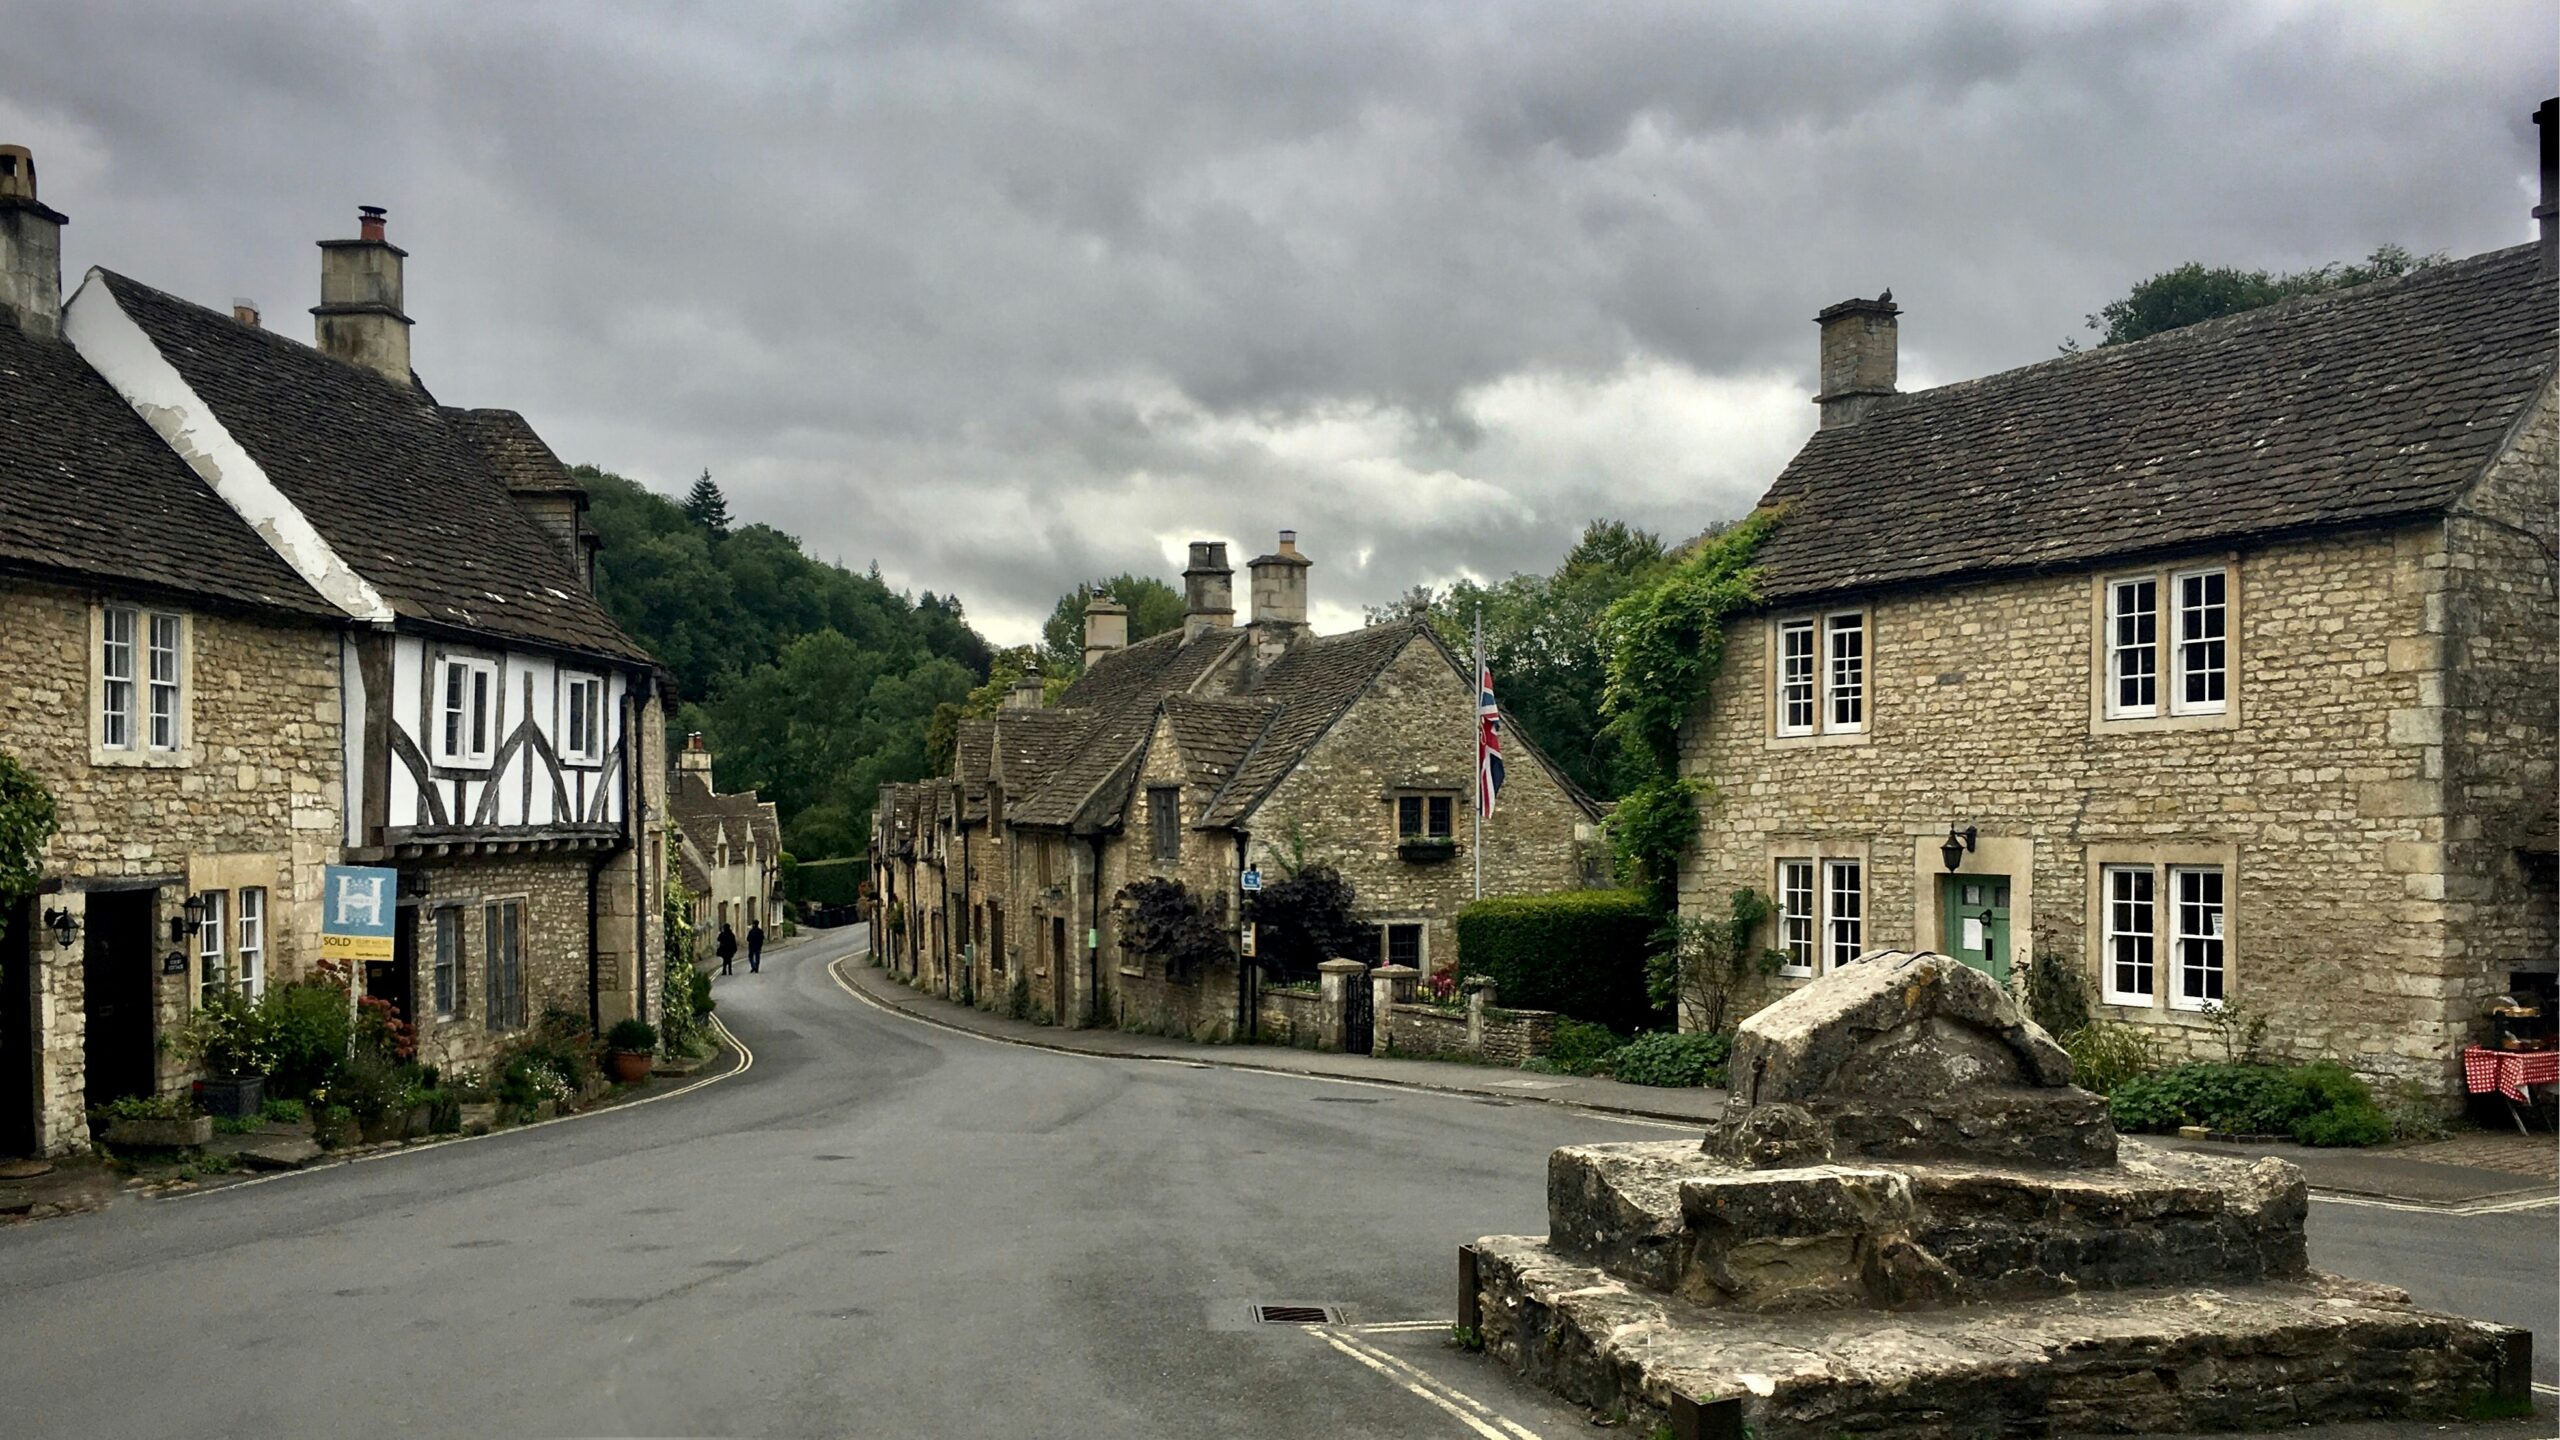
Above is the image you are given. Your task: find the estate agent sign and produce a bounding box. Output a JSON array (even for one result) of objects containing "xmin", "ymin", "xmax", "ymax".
[{"xmin": 320, "ymin": 865, "xmax": 399, "ymax": 963}]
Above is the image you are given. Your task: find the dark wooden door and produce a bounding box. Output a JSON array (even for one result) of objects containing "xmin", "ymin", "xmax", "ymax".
[
  {"xmin": 1, "ymin": 900, "xmax": 34, "ymax": 1155},
  {"xmin": 81, "ymin": 890, "xmax": 158, "ymax": 1109}
]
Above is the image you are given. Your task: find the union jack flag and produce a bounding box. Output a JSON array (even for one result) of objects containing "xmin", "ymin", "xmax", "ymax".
[{"xmin": 1478, "ymin": 664, "xmax": 1505, "ymax": 820}]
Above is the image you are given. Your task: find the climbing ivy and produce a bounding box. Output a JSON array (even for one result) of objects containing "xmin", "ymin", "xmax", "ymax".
[
  {"xmin": 0, "ymin": 751, "xmax": 56, "ymax": 902},
  {"xmin": 1596, "ymin": 511, "xmax": 1776, "ymax": 912}
]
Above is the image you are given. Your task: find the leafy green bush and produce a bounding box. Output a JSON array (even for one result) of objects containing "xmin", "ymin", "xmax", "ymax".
[
  {"xmin": 1455, "ymin": 890, "xmax": 1662, "ymax": 1033},
  {"xmin": 2016, "ymin": 952, "xmax": 2092, "ymax": 1040},
  {"xmin": 262, "ymin": 969, "xmax": 356, "ymax": 1098},
  {"xmin": 2108, "ymin": 1060, "xmax": 2390, "ymax": 1146},
  {"xmin": 1536, "ymin": 1019, "xmax": 1626, "ymax": 1077},
  {"xmin": 606, "ymin": 1018, "xmax": 658, "ymax": 1053},
  {"xmin": 2062, "ymin": 1021, "xmax": 2162, "ymax": 1095},
  {"xmin": 1607, "ymin": 1031, "xmax": 1731, "ymax": 1088},
  {"xmin": 94, "ymin": 1093, "xmax": 194, "ymax": 1122},
  {"xmin": 258, "ymin": 1097, "xmax": 306, "ymax": 1125}
]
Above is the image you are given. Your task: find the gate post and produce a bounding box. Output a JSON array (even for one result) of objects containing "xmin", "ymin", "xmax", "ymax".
[{"xmin": 1316, "ymin": 958, "xmax": 1367, "ymax": 1054}]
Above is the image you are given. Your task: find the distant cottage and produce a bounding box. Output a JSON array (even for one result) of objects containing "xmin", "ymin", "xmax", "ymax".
[
  {"xmin": 1677, "ymin": 111, "xmax": 2558, "ymax": 1093},
  {"xmin": 872, "ymin": 533, "xmax": 1603, "ymax": 1036},
  {"xmin": 669, "ymin": 732, "xmax": 782, "ymax": 953}
]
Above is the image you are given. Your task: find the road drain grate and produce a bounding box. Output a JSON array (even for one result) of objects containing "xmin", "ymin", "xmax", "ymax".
[{"xmin": 1250, "ymin": 1303, "xmax": 1344, "ymax": 1325}]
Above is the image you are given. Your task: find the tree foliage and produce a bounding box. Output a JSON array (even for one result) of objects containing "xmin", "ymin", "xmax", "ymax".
[
  {"xmin": 1376, "ymin": 520, "xmax": 1678, "ymax": 799},
  {"xmin": 2074, "ymin": 245, "xmax": 2443, "ymax": 349},
  {"xmin": 1250, "ymin": 863, "xmax": 1367, "ymax": 979},
  {"xmin": 1647, "ymin": 888, "xmax": 1783, "ymax": 1035},
  {"xmin": 681, "ymin": 469, "xmax": 732, "ymax": 535},
  {"xmin": 0, "ymin": 751, "xmax": 56, "ymax": 900},
  {"xmin": 1114, "ymin": 877, "xmax": 1230, "ymax": 978},
  {"xmin": 1040, "ymin": 574, "xmax": 1187, "ymax": 678},
  {"xmin": 925, "ymin": 645, "xmax": 1076, "ymax": 773},
  {"xmin": 582, "ymin": 465, "xmax": 993, "ymax": 859}
]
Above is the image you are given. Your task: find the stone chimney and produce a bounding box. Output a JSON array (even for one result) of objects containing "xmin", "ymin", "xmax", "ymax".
[
  {"xmin": 2535, "ymin": 97, "xmax": 2556, "ymax": 276},
  {"xmin": 1182, "ymin": 541, "xmax": 1234, "ymax": 640},
  {"xmin": 313, "ymin": 205, "xmax": 413, "ymax": 385},
  {"xmin": 678, "ymin": 731, "xmax": 714, "ymax": 775},
  {"xmin": 232, "ymin": 298, "xmax": 262, "ymax": 329},
  {"xmin": 0, "ymin": 144, "xmax": 66, "ymax": 340},
  {"xmin": 1813, "ymin": 294, "xmax": 1899, "ymax": 430},
  {"xmin": 1082, "ymin": 592, "xmax": 1129, "ymax": 670},
  {"xmin": 1005, "ymin": 660, "xmax": 1046, "ymax": 710},
  {"xmin": 1247, "ymin": 529, "xmax": 1312, "ymax": 668}
]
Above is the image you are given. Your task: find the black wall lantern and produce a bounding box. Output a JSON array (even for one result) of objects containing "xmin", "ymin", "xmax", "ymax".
[
  {"xmin": 41, "ymin": 906, "xmax": 79, "ymax": 950},
  {"xmin": 170, "ymin": 893, "xmax": 206, "ymax": 944},
  {"xmin": 1939, "ymin": 825, "xmax": 1978, "ymax": 873}
]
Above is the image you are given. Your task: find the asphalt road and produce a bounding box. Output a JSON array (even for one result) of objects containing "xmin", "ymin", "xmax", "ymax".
[{"xmin": 0, "ymin": 925, "xmax": 2549, "ymax": 1438}]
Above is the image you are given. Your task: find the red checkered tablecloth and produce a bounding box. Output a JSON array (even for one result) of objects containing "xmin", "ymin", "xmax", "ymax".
[{"xmin": 2462, "ymin": 1045, "xmax": 2559, "ymax": 1103}]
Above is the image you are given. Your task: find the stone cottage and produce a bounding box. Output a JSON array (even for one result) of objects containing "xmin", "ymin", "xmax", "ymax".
[
  {"xmin": 887, "ymin": 533, "xmax": 1603, "ymax": 1037},
  {"xmin": 1675, "ymin": 126, "xmax": 2557, "ymax": 1092},
  {"xmin": 669, "ymin": 732, "xmax": 782, "ymax": 955},
  {"xmin": 0, "ymin": 156, "xmax": 671, "ymax": 1146},
  {"xmin": 0, "ymin": 148, "xmax": 351, "ymax": 1156}
]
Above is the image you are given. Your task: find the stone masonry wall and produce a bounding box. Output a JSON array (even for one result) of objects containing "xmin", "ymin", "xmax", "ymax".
[
  {"xmin": 1249, "ymin": 636, "xmax": 1595, "ymax": 976},
  {"xmin": 407, "ymin": 851, "xmax": 596, "ymax": 1078},
  {"xmin": 1096, "ymin": 711, "xmax": 1247, "ymax": 1040},
  {"xmin": 2441, "ymin": 383, "xmax": 2558, "ymax": 1025},
  {"xmin": 1479, "ymin": 1008, "xmax": 1560, "ymax": 1066},
  {"xmin": 0, "ymin": 578, "xmax": 342, "ymax": 1153},
  {"xmin": 1383, "ymin": 1003, "xmax": 1470, "ymax": 1057},
  {"xmin": 1679, "ymin": 523, "xmax": 2478, "ymax": 1088}
]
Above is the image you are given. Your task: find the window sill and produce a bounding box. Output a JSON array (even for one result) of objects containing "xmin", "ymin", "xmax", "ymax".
[
  {"xmin": 89, "ymin": 746, "xmax": 198, "ymax": 769},
  {"xmin": 2091, "ymin": 707, "xmax": 2238, "ymax": 736},
  {"xmin": 1765, "ymin": 729, "xmax": 1869, "ymax": 750},
  {"xmin": 1397, "ymin": 840, "xmax": 1459, "ymax": 864}
]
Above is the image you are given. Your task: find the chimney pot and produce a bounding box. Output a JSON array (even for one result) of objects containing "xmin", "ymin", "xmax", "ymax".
[
  {"xmin": 1005, "ymin": 660, "xmax": 1047, "ymax": 709},
  {"xmin": 1812, "ymin": 294, "xmax": 1899, "ymax": 430},
  {"xmin": 358, "ymin": 205, "xmax": 387, "ymax": 242},
  {"xmin": 1182, "ymin": 540, "xmax": 1235, "ymax": 639},
  {"xmin": 677, "ymin": 731, "xmax": 714, "ymax": 774},
  {"xmin": 232, "ymin": 298, "xmax": 261, "ymax": 329}
]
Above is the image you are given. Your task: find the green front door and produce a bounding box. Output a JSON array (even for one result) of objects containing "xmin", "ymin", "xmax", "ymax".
[{"xmin": 1939, "ymin": 874, "xmax": 2012, "ymax": 984}]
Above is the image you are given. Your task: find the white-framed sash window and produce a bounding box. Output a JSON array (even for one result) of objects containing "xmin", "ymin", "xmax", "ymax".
[
  {"xmin": 2171, "ymin": 568, "xmax": 2228, "ymax": 715},
  {"xmin": 2105, "ymin": 578, "xmax": 2159, "ymax": 718},
  {"xmin": 1824, "ymin": 859, "xmax": 1863, "ymax": 969},
  {"xmin": 98, "ymin": 605, "xmax": 189, "ymax": 756},
  {"xmin": 234, "ymin": 887, "xmax": 265, "ymax": 1000},
  {"xmin": 435, "ymin": 656, "xmax": 500, "ymax": 768},
  {"xmin": 1824, "ymin": 613, "xmax": 1865, "ymax": 731},
  {"xmin": 2100, "ymin": 864, "xmax": 2155, "ymax": 1004},
  {"xmin": 1775, "ymin": 858, "xmax": 1817, "ymax": 976},
  {"xmin": 2170, "ymin": 865, "xmax": 2226, "ymax": 1010},
  {"xmin": 560, "ymin": 672, "xmax": 605, "ymax": 766},
  {"xmin": 100, "ymin": 607, "xmax": 136, "ymax": 750},
  {"xmin": 1776, "ymin": 621, "xmax": 1817, "ymax": 736},
  {"xmin": 196, "ymin": 890, "xmax": 229, "ymax": 1007}
]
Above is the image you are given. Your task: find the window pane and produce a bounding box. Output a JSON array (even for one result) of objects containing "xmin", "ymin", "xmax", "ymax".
[
  {"xmin": 2175, "ymin": 570, "xmax": 2227, "ymax": 712},
  {"xmin": 1150, "ymin": 788, "xmax": 1180, "ymax": 860},
  {"xmin": 484, "ymin": 905, "xmax": 504, "ymax": 1033},
  {"xmin": 471, "ymin": 669, "xmax": 492, "ymax": 755},
  {"xmin": 1427, "ymin": 796, "xmax": 1452, "ymax": 838},
  {"xmin": 434, "ymin": 908, "xmax": 459, "ymax": 1018},
  {"xmin": 1777, "ymin": 859, "xmax": 1816, "ymax": 974},
  {"xmin": 236, "ymin": 887, "xmax": 264, "ymax": 997},
  {"xmin": 504, "ymin": 904, "xmax": 524, "ymax": 1028},
  {"xmin": 2103, "ymin": 866, "xmax": 2154, "ymax": 1001},
  {"xmin": 197, "ymin": 891, "xmax": 227, "ymax": 1006},
  {"xmin": 2174, "ymin": 867, "xmax": 2225, "ymax": 1004},
  {"xmin": 1825, "ymin": 860, "xmax": 1863, "ymax": 968},
  {"xmin": 101, "ymin": 608, "xmax": 135, "ymax": 749},
  {"xmin": 1387, "ymin": 924, "xmax": 1422, "ymax": 969},
  {"xmin": 1778, "ymin": 621, "xmax": 1816, "ymax": 733},
  {"xmin": 1825, "ymin": 614, "xmax": 1864, "ymax": 729},
  {"xmin": 443, "ymin": 664, "xmax": 465, "ymax": 759},
  {"xmin": 1397, "ymin": 795, "xmax": 1422, "ymax": 838},
  {"xmin": 2109, "ymin": 580, "xmax": 2157, "ymax": 715}
]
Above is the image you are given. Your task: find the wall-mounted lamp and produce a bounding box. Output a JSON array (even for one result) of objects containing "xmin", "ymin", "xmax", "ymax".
[
  {"xmin": 1939, "ymin": 825, "xmax": 1978, "ymax": 873},
  {"xmin": 170, "ymin": 893, "xmax": 206, "ymax": 944},
  {"xmin": 41, "ymin": 907, "xmax": 79, "ymax": 950}
]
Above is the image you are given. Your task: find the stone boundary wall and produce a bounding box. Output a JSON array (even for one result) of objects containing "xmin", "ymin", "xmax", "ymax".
[
  {"xmin": 1385, "ymin": 1003, "xmax": 1471, "ymax": 1057},
  {"xmin": 1479, "ymin": 1008, "xmax": 1559, "ymax": 1066},
  {"xmin": 1379, "ymin": 999, "xmax": 1560, "ymax": 1064},
  {"xmin": 1257, "ymin": 986, "xmax": 1328, "ymax": 1048}
]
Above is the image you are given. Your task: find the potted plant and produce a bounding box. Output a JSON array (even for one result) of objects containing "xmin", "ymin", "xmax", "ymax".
[
  {"xmin": 606, "ymin": 1018, "xmax": 658, "ymax": 1083},
  {"xmin": 171, "ymin": 986, "xmax": 271, "ymax": 1119},
  {"xmin": 94, "ymin": 1093, "xmax": 212, "ymax": 1149}
]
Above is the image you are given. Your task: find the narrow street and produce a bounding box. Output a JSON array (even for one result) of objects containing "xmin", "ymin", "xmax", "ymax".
[{"xmin": 0, "ymin": 926, "xmax": 2549, "ymax": 1438}]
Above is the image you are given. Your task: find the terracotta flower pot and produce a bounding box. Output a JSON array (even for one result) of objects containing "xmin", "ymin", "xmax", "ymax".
[{"xmin": 610, "ymin": 1050, "xmax": 653, "ymax": 1084}]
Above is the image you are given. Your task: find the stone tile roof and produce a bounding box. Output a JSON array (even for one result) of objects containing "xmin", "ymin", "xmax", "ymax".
[
  {"xmin": 952, "ymin": 716, "xmax": 996, "ymax": 822},
  {"xmin": 670, "ymin": 769, "xmax": 781, "ymax": 857},
  {"xmin": 0, "ymin": 318, "xmax": 339, "ymax": 618},
  {"xmin": 1010, "ymin": 631, "xmax": 1246, "ymax": 828},
  {"xmin": 97, "ymin": 271, "xmax": 649, "ymax": 661},
  {"xmin": 1162, "ymin": 694, "xmax": 1277, "ymax": 790},
  {"xmin": 1754, "ymin": 244, "xmax": 2557, "ymax": 604},
  {"xmin": 1197, "ymin": 620, "xmax": 1425, "ymax": 827},
  {"xmin": 442, "ymin": 406, "xmax": 585, "ymax": 497},
  {"xmin": 993, "ymin": 708, "xmax": 1091, "ymax": 786}
]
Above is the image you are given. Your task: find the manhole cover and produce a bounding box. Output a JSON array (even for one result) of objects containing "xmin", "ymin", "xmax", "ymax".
[{"xmin": 1248, "ymin": 1303, "xmax": 1344, "ymax": 1325}]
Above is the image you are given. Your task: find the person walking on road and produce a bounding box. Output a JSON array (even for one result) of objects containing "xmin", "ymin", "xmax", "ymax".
[
  {"xmin": 716, "ymin": 922, "xmax": 738, "ymax": 976},
  {"xmin": 746, "ymin": 920, "xmax": 765, "ymax": 973}
]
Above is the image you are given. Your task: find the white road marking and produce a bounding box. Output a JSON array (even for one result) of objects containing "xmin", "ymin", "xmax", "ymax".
[
  {"xmin": 1352, "ymin": 1320, "xmax": 1459, "ymax": 1333},
  {"xmin": 2309, "ymin": 1189, "xmax": 2557, "ymax": 1217},
  {"xmin": 1318, "ymin": 1327, "xmax": 1544, "ymax": 1440},
  {"xmin": 1310, "ymin": 1327, "xmax": 1538, "ymax": 1440},
  {"xmin": 160, "ymin": 1012, "xmax": 756, "ymax": 1201}
]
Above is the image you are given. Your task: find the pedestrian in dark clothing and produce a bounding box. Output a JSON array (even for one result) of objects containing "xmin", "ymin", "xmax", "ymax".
[
  {"xmin": 716, "ymin": 923, "xmax": 738, "ymax": 976},
  {"xmin": 747, "ymin": 922, "xmax": 765, "ymax": 974}
]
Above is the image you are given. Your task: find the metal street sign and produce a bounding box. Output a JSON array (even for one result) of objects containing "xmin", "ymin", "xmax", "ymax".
[
  {"xmin": 1239, "ymin": 867, "xmax": 1262, "ymax": 893},
  {"xmin": 1240, "ymin": 925, "xmax": 1257, "ymax": 958},
  {"xmin": 320, "ymin": 865, "xmax": 399, "ymax": 963}
]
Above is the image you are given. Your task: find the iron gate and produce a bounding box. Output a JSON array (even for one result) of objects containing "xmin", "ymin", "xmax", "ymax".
[{"xmin": 1344, "ymin": 966, "xmax": 1373, "ymax": 1053}]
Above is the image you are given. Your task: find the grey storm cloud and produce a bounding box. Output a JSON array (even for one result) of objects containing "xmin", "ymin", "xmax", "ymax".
[{"xmin": 3, "ymin": 0, "xmax": 2548, "ymax": 641}]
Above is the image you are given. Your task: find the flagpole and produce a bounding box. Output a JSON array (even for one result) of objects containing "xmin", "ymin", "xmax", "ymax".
[{"xmin": 1473, "ymin": 602, "xmax": 1485, "ymax": 903}]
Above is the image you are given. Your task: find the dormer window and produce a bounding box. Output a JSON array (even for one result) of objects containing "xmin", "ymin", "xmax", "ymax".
[{"xmin": 435, "ymin": 655, "xmax": 498, "ymax": 768}]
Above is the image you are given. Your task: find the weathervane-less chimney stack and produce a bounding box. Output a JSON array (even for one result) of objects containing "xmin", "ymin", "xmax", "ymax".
[
  {"xmin": 1005, "ymin": 659, "xmax": 1047, "ymax": 710},
  {"xmin": 1082, "ymin": 592, "xmax": 1130, "ymax": 670},
  {"xmin": 1813, "ymin": 293, "xmax": 1899, "ymax": 429},
  {"xmin": 313, "ymin": 205, "xmax": 413, "ymax": 385},
  {"xmin": 1247, "ymin": 530, "xmax": 1312, "ymax": 670},
  {"xmin": 2535, "ymin": 97, "xmax": 2556, "ymax": 277},
  {"xmin": 1182, "ymin": 541, "xmax": 1235, "ymax": 640},
  {"xmin": 0, "ymin": 144, "xmax": 66, "ymax": 339}
]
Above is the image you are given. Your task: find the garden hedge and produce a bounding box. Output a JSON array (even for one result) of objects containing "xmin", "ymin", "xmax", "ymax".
[{"xmin": 1455, "ymin": 890, "xmax": 1664, "ymax": 1033}]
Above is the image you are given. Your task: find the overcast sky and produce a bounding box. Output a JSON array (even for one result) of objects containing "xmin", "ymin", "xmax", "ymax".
[{"xmin": 5, "ymin": 2, "xmax": 2549, "ymax": 644}]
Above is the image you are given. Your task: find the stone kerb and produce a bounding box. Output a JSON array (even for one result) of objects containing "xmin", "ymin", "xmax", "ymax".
[{"xmin": 1713, "ymin": 949, "xmax": 2112, "ymax": 1170}]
